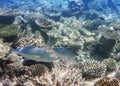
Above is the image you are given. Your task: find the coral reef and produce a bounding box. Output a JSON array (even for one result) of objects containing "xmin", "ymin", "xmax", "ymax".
[
  {"xmin": 7, "ymin": 51, "xmax": 23, "ymax": 68},
  {"xmin": 115, "ymin": 65, "xmax": 120, "ymax": 80},
  {"xmin": 38, "ymin": 64, "xmax": 84, "ymax": 86},
  {"xmin": 27, "ymin": 63, "xmax": 49, "ymax": 76},
  {"xmin": 0, "ymin": 43, "xmax": 9, "ymax": 58},
  {"xmin": 47, "ymin": 17, "xmax": 85, "ymax": 48},
  {"xmin": 35, "ymin": 17, "xmax": 56, "ymax": 29},
  {"xmin": 109, "ymin": 22, "xmax": 120, "ymax": 30},
  {"xmin": 0, "ymin": 24, "xmax": 19, "ymax": 37},
  {"xmin": 0, "ymin": 0, "xmax": 120, "ymax": 85},
  {"xmin": 94, "ymin": 30, "xmax": 116, "ymax": 58},
  {"xmin": 94, "ymin": 77, "xmax": 120, "ymax": 86},
  {"xmin": 83, "ymin": 19, "xmax": 104, "ymax": 30},
  {"xmin": 79, "ymin": 59, "xmax": 106, "ymax": 79},
  {"xmin": 11, "ymin": 36, "xmax": 43, "ymax": 48},
  {"xmin": 102, "ymin": 58, "xmax": 116, "ymax": 72}
]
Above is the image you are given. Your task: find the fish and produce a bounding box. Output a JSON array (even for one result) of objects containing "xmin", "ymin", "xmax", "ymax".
[
  {"xmin": 52, "ymin": 47, "xmax": 79, "ymax": 63},
  {"xmin": 14, "ymin": 45, "xmax": 79, "ymax": 63},
  {"xmin": 15, "ymin": 45, "xmax": 53, "ymax": 62}
]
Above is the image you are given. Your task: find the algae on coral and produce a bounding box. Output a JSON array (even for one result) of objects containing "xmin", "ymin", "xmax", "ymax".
[{"xmin": 0, "ymin": 24, "xmax": 19, "ymax": 37}]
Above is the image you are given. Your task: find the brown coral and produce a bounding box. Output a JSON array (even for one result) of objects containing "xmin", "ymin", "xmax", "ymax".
[
  {"xmin": 27, "ymin": 64, "xmax": 49, "ymax": 76},
  {"xmin": 94, "ymin": 77, "xmax": 120, "ymax": 86},
  {"xmin": 11, "ymin": 36, "xmax": 41, "ymax": 48}
]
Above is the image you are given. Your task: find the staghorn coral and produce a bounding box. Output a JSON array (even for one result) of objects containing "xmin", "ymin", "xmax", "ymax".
[
  {"xmin": 27, "ymin": 64, "xmax": 49, "ymax": 76},
  {"xmin": 38, "ymin": 64, "xmax": 84, "ymax": 86},
  {"xmin": 80, "ymin": 59, "xmax": 106, "ymax": 79},
  {"xmin": 94, "ymin": 77, "xmax": 120, "ymax": 86}
]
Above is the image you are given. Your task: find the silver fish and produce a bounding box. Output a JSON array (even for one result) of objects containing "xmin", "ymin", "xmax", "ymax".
[{"xmin": 16, "ymin": 45, "xmax": 53, "ymax": 62}]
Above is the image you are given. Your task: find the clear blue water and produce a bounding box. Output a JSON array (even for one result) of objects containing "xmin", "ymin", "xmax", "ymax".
[
  {"xmin": 0, "ymin": 0, "xmax": 119, "ymax": 12},
  {"xmin": 0, "ymin": 0, "xmax": 120, "ymax": 19}
]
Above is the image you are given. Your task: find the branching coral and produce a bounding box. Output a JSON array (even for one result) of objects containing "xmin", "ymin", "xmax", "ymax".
[
  {"xmin": 38, "ymin": 64, "xmax": 84, "ymax": 86},
  {"xmin": 94, "ymin": 77, "xmax": 120, "ymax": 86},
  {"xmin": 11, "ymin": 36, "xmax": 42, "ymax": 48},
  {"xmin": 27, "ymin": 64, "xmax": 49, "ymax": 76},
  {"xmin": 80, "ymin": 59, "xmax": 106, "ymax": 79}
]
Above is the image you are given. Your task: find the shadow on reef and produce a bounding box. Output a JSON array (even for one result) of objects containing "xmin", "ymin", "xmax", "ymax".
[
  {"xmin": 94, "ymin": 37, "xmax": 116, "ymax": 58},
  {"xmin": 2, "ymin": 35, "xmax": 18, "ymax": 43},
  {"xmin": 23, "ymin": 60, "xmax": 53, "ymax": 70},
  {"xmin": 25, "ymin": 19, "xmax": 49, "ymax": 43},
  {"xmin": 0, "ymin": 16, "xmax": 15, "ymax": 24}
]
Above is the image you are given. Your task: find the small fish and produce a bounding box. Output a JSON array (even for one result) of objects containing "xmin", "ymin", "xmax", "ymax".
[{"xmin": 15, "ymin": 45, "xmax": 53, "ymax": 62}]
